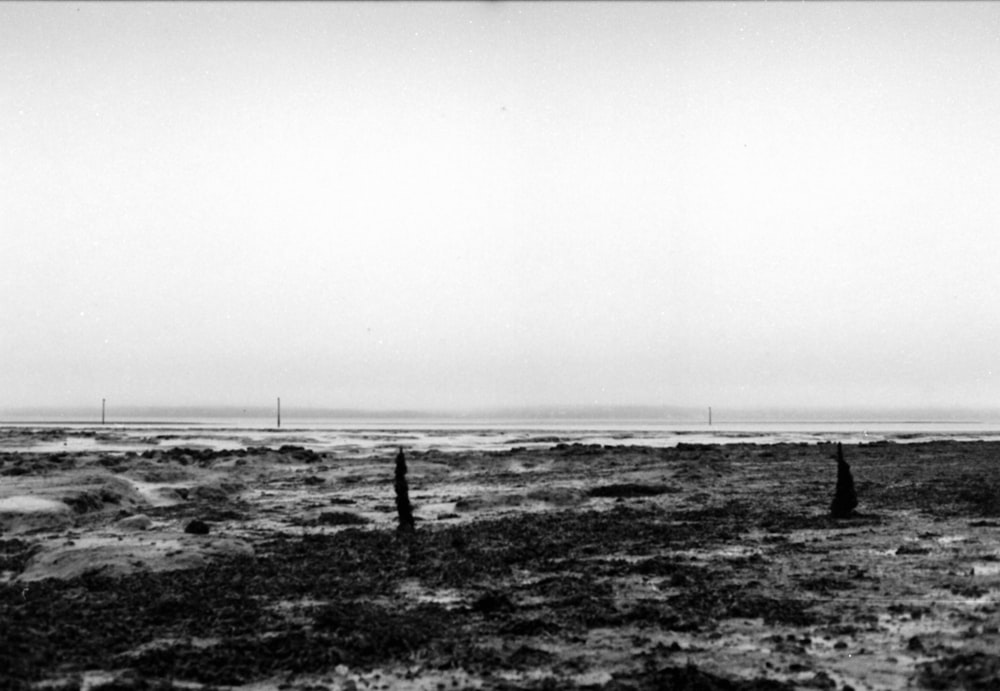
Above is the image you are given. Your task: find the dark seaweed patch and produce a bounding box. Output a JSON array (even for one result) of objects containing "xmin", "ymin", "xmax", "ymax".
[
  {"xmin": 605, "ymin": 664, "xmax": 797, "ymax": 690},
  {"xmin": 918, "ymin": 652, "xmax": 1000, "ymax": 690},
  {"xmin": 589, "ymin": 483, "xmax": 678, "ymax": 498},
  {"xmin": 667, "ymin": 583, "xmax": 817, "ymax": 628},
  {"xmin": 291, "ymin": 511, "xmax": 370, "ymax": 527},
  {"xmin": 0, "ymin": 539, "xmax": 40, "ymax": 575},
  {"xmin": 1, "ymin": 506, "xmax": 735, "ymax": 686}
]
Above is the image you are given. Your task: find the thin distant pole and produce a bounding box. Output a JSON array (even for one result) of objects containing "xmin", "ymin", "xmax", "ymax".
[
  {"xmin": 277, "ymin": 397, "xmax": 281, "ymax": 428},
  {"xmin": 102, "ymin": 398, "xmax": 106, "ymax": 425},
  {"xmin": 708, "ymin": 406, "xmax": 712, "ymax": 426}
]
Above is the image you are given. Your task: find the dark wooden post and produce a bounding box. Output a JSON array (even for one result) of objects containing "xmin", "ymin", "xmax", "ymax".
[
  {"xmin": 395, "ymin": 447, "xmax": 415, "ymax": 533},
  {"xmin": 830, "ymin": 442, "xmax": 858, "ymax": 518}
]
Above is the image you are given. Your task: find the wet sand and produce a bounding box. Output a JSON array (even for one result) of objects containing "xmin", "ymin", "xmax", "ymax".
[{"xmin": 3, "ymin": 436, "xmax": 1000, "ymax": 690}]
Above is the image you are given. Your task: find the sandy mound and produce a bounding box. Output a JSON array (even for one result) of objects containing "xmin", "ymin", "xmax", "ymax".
[
  {"xmin": 1, "ymin": 470, "xmax": 149, "ymax": 517},
  {"xmin": 57, "ymin": 473, "xmax": 148, "ymax": 514},
  {"xmin": 17, "ymin": 532, "xmax": 254, "ymax": 582},
  {"xmin": 0, "ymin": 496, "xmax": 73, "ymax": 533},
  {"xmin": 116, "ymin": 514, "xmax": 154, "ymax": 531}
]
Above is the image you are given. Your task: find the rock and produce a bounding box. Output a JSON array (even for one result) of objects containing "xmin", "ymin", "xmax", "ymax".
[
  {"xmin": 830, "ymin": 443, "xmax": 858, "ymax": 518},
  {"xmin": 278, "ymin": 445, "xmax": 321, "ymax": 462},
  {"xmin": 184, "ymin": 519, "xmax": 211, "ymax": 535},
  {"xmin": 116, "ymin": 514, "xmax": 153, "ymax": 531},
  {"xmin": 471, "ymin": 590, "xmax": 515, "ymax": 615}
]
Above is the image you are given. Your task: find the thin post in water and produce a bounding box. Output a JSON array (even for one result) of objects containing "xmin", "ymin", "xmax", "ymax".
[
  {"xmin": 708, "ymin": 406, "xmax": 712, "ymax": 426},
  {"xmin": 102, "ymin": 398, "xmax": 106, "ymax": 425},
  {"xmin": 277, "ymin": 397, "xmax": 281, "ymax": 429}
]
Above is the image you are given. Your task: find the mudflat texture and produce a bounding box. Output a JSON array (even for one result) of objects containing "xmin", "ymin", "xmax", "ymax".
[{"xmin": 3, "ymin": 438, "xmax": 1000, "ymax": 690}]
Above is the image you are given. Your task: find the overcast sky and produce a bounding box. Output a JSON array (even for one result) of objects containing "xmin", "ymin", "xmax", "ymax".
[{"xmin": 3, "ymin": 2, "xmax": 1000, "ymax": 412}]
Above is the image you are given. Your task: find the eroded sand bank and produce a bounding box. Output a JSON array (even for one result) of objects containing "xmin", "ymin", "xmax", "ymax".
[{"xmin": 3, "ymin": 437, "xmax": 1000, "ymax": 690}]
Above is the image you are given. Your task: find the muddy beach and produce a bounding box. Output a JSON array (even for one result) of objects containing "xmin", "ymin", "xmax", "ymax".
[{"xmin": 3, "ymin": 433, "xmax": 1000, "ymax": 690}]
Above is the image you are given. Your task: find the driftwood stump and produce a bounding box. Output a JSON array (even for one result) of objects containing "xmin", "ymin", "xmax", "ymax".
[
  {"xmin": 830, "ymin": 442, "xmax": 858, "ymax": 518},
  {"xmin": 395, "ymin": 447, "xmax": 415, "ymax": 533}
]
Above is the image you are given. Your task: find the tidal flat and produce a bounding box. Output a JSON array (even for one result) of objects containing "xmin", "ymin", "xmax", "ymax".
[{"xmin": 3, "ymin": 435, "xmax": 1000, "ymax": 690}]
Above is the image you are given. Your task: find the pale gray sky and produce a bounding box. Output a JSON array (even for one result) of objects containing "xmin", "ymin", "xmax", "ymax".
[{"xmin": 3, "ymin": 2, "xmax": 1000, "ymax": 412}]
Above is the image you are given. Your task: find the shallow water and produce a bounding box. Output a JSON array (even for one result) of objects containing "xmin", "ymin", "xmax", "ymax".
[{"xmin": 6, "ymin": 419, "xmax": 1000, "ymax": 454}]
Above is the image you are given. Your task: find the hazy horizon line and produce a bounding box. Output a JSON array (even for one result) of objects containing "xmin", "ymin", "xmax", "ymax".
[{"xmin": 2, "ymin": 403, "xmax": 999, "ymax": 424}]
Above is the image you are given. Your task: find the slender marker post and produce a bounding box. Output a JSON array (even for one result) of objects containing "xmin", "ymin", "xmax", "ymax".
[
  {"xmin": 708, "ymin": 406, "xmax": 712, "ymax": 426},
  {"xmin": 102, "ymin": 398, "xmax": 106, "ymax": 425},
  {"xmin": 277, "ymin": 397, "xmax": 281, "ymax": 429}
]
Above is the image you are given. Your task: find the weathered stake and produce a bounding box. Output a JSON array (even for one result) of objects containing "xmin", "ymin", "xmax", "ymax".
[
  {"xmin": 830, "ymin": 442, "xmax": 858, "ymax": 518},
  {"xmin": 395, "ymin": 447, "xmax": 415, "ymax": 533}
]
